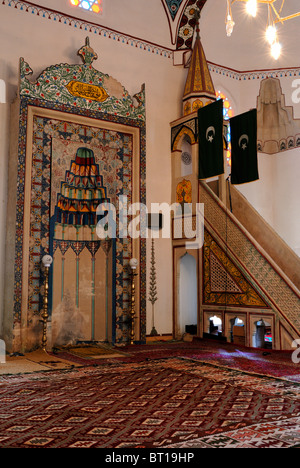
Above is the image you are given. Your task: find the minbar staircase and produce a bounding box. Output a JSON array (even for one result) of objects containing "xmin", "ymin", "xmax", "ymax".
[{"xmin": 200, "ymin": 180, "xmax": 300, "ymax": 350}]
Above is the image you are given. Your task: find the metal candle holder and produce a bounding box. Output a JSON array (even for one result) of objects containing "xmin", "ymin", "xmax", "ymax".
[
  {"xmin": 129, "ymin": 258, "xmax": 138, "ymax": 345},
  {"xmin": 41, "ymin": 255, "xmax": 53, "ymax": 352}
]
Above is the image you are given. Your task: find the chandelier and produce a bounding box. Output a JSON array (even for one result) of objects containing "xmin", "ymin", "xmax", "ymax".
[{"xmin": 225, "ymin": 0, "xmax": 300, "ymax": 59}]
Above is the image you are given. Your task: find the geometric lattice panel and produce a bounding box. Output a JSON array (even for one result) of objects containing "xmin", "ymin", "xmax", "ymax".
[
  {"xmin": 210, "ymin": 252, "xmax": 242, "ymax": 293},
  {"xmin": 203, "ymin": 230, "xmax": 269, "ymax": 308}
]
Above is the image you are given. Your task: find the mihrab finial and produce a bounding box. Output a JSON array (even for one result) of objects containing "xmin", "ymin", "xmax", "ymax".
[
  {"xmin": 194, "ymin": 9, "xmax": 201, "ymax": 38},
  {"xmin": 78, "ymin": 37, "xmax": 98, "ymax": 65}
]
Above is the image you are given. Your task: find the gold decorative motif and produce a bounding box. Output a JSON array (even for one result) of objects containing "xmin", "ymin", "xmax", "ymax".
[
  {"xmin": 176, "ymin": 179, "xmax": 192, "ymax": 205},
  {"xmin": 184, "ymin": 68, "xmax": 193, "ymax": 96},
  {"xmin": 192, "ymin": 99, "xmax": 203, "ymax": 112},
  {"xmin": 184, "ymin": 101, "xmax": 191, "ymax": 116},
  {"xmin": 173, "ymin": 127, "xmax": 196, "ymax": 151},
  {"xmin": 66, "ymin": 81, "xmax": 109, "ymax": 102},
  {"xmin": 183, "ymin": 34, "xmax": 215, "ymax": 99},
  {"xmin": 193, "ymin": 50, "xmax": 203, "ymax": 91}
]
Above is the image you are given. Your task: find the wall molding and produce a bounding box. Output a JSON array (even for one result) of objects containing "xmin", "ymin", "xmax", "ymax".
[
  {"xmin": 1, "ymin": 0, "xmax": 173, "ymax": 58},
  {"xmin": 208, "ymin": 61, "xmax": 300, "ymax": 82},
  {"xmin": 3, "ymin": 0, "xmax": 300, "ymax": 78}
]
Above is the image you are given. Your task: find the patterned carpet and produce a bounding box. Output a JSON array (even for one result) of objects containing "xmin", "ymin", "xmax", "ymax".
[
  {"xmin": 0, "ymin": 355, "xmax": 299, "ymax": 448},
  {"xmin": 54, "ymin": 339, "xmax": 300, "ymax": 382}
]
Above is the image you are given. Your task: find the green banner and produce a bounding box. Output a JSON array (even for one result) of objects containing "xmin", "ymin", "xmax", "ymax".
[
  {"xmin": 198, "ymin": 99, "xmax": 224, "ymax": 180},
  {"xmin": 230, "ymin": 109, "xmax": 259, "ymax": 185}
]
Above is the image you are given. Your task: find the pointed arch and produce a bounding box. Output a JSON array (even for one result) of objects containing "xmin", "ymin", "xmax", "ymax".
[{"xmin": 172, "ymin": 126, "xmax": 196, "ymax": 151}]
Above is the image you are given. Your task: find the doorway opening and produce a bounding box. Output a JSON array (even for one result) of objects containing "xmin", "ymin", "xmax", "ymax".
[
  {"xmin": 0, "ymin": 79, "xmax": 6, "ymax": 103},
  {"xmin": 253, "ymin": 319, "xmax": 272, "ymax": 349},
  {"xmin": 230, "ymin": 316, "xmax": 245, "ymax": 346},
  {"xmin": 204, "ymin": 313, "xmax": 226, "ymax": 341},
  {"xmin": 178, "ymin": 253, "xmax": 197, "ymax": 338},
  {"xmin": 209, "ymin": 315, "xmax": 222, "ymax": 335}
]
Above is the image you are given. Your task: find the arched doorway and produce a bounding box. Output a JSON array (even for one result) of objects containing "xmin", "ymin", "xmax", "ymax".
[
  {"xmin": 229, "ymin": 316, "xmax": 245, "ymax": 346},
  {"xmin": 203, "ymin": 312, "xmax": 227, "ymax": 341},
  {"xmin": 178, "ymin": 253, "xmax": 198, "ymax": 338},
  {"xmin": 253, "ymin": 319, "xmax": 273, "ymax": 349},
  {"xmin": 209, "ymin": 315, "xmax": 222, "ymax": 335},
  {"xmin": 207, "ymin": 314, "xmax": 223, "ymax": 337}
]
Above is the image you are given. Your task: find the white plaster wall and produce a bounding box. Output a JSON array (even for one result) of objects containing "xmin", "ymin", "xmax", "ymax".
[
  {"xmin": 239, "ymin": 76, "xmax": 300, "ymax": 257},
  {"xmin": 273, "ymin": 149, "xmax": 300, "ymax": 255}
]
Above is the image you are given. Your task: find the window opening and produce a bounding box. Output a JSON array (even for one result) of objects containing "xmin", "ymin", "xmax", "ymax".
[
  {"xmin": 254, "ymin": 319, "xmax": 272, "ymax": 349},
  {"xmin": 209, "ymin": 315, "xmax": 222, "ymax": 335},
  {"xmin": 216, "ymin": 90, "xmax": 233, "ymax": 166},
  {"xmin": 0, "ymin": 79, "xmax": 6, "ymax": 103},
  {"xmin": 70, "ymin": 0, "xmax": 103, "ymax": 14}
]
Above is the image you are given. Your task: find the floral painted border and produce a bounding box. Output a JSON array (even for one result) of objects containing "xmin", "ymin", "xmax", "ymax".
[
  {"xmin": 1, "ymin": 0, "xmax": 173, "ymax": 58},
  {"xmin": 14, "ymin": 94, "xmax": 146, "ymax": 346},
  {"xmin": 19, "ymin": 37, "xmax": 146, "ymax": 121}
]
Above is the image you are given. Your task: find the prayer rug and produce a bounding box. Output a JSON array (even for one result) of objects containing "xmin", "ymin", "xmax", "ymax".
[
  {"xmin": 51, "ymin": 344, "xmax": 128, "ymax": 363},
  {"xmin": 58, "ymin": 346, "xmax": 125, "ymax": 359},
  {"xmin": 0, "ymin": 358, "xmax": 299, "ymax": 448}
]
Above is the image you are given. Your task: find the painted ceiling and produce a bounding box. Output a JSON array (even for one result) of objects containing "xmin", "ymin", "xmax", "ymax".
[{"xmin": 162, "ymin": 0, "xmax": 207, "ymax": 48}]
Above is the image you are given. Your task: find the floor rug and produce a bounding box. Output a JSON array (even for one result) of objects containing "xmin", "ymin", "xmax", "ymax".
[
  {"xmin": 166, "ymin": 416, "xmax": 300, "ymax": 448},
  {"xmin": 53, "ymin": 340, "xmax": 300, "ymax": 383},
  {"xmin": 115, "ymin": 340, "xmax": 300, "ymax": 383},
  {"xmin": 0, "ymin": 357, "xmax": 299, "ymax": 448},
  {"xmin": 57, "ymin": 345, "xmax": 126, "ymax": 360}
]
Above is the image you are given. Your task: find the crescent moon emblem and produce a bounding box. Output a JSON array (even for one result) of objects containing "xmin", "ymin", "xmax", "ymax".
[
  {"xmin": 239, "ymin": 134, "xmax": 249, "ymax": 147},
  {"xmin": 206, "ymin": 126, "xmax": 215, "ymax": 141}
]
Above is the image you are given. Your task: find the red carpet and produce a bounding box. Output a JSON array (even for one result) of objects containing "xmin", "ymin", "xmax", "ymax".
[
  {"xmin": 55, "ymin": 339, "xmax": 300, "ymax": 382},
  {"xmin": 0, "ymin": 352, "xmax": 299, "ymax": 448}
]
